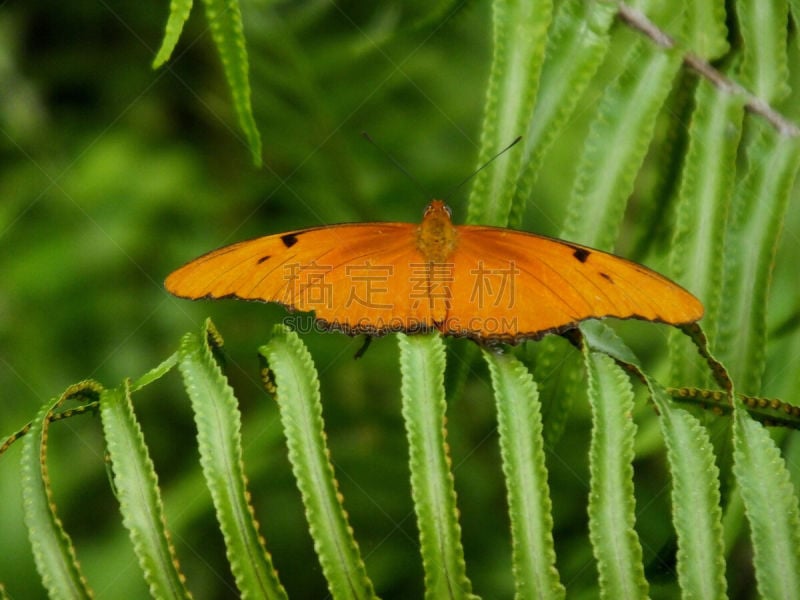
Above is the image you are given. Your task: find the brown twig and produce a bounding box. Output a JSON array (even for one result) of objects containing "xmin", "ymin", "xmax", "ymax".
[{"xmin": 617, "ymin": 3, "xmax": 800, "ymax": 137}]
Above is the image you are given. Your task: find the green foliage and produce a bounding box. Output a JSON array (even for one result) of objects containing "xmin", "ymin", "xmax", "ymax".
[
  {"xmin": 20, "ymin": 386, "xmax": 97, "ymax": 600},
  {"xmin": 565, "ymin": 38, "xmax": 683, "ymax": 250},
  {"xmin": 467, "ymin": 0, "xmax": 552, "ymax": 226},
  {"xmin": 179, "ymin": 323, "xmax": 286, "ymax": 598},
  {"xmin": 2, "ymin": 0, "xmax": 800, "ymax": 598},
  {"xmin": 398, "ymin": 333, "xmax": 476, "ymax": 599},
  {"xmin": 733, "ymin": 404, "xmax": 800, "ymax": 598},
  {"xmin": 737, "ymin": 0, "xmax": 790, "ymax": 103},
  {"xmin": 483, "ymin": 350, "xmax": 564, "ymax": 598},
  {"xmin": 100, "ymin": 381, "xmax": 193, "ymax": 599},
  {"xmin": 260, "ymin": 327, "xmax": 375, "ymax": 599},
  {"xmin": 683, "ymin": 0, "xmax": 729, "ymax": 59},
  {"xmin": 583, "ymin": 321, "xmax": 728, "ymax": 598},
  {"xmin": 509, "ymin": 0, "xmax": 617, "ymax": 228},
  {"xmin": 716, "ymin": 124, "xmax": 800, "ymax": 394},
  {"xmin": 584, "ymin": 350, "xmax": 649, "ymax": 598},
  {"xmin": 153, "ymin": 0, "xmax": 262, "ymax": 165},
  {"xmin": 152, "ymin": 0, "xmax": 194, "ymax": 69},
  {"xmin": 668, "ymin": 79, "xmax": 745, "ymax": 387},
  {"xmin": 199, "ymin": 0, "xmax": 263, "ymax": 166}
]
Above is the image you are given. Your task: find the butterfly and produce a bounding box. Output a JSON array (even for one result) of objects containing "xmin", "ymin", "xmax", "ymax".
[{"xmin": 165, "ymin": 200, "xmax": 703, "ymax": 344}]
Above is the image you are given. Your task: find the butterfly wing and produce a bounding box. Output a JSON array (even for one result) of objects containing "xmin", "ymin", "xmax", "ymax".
[
  {"xmin": 165, "ymin": 223, "xmax": 438, "ymax": 335},
  {"xmin": 444, "ymin": 225, "xmax": 703, "ymax": 342},
  {"xmin": 167, "ymin": 216, "xmax": 703, "ymax": 342}
]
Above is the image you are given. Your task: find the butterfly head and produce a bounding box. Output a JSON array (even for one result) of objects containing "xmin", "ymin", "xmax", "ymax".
[{"xmin": 424, "ymin": 199, "xmax": 453, "ymax": 220}]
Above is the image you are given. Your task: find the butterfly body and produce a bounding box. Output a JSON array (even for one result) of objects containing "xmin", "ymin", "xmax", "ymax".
[
  {"xmin": 417, "ymin": 200, "xmax": 458, "ymax": 263},
  {"xmin": 166, "ymin": 200, "xmax": 703, "ymax": 344}
]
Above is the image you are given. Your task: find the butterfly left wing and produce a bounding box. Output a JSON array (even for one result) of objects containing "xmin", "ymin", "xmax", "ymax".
[
  {"xmin": 443, "ymin": 225, "xmax": 703, "ymax": 342},
  {"xmin": 165, "ymin": 222, "xmax": 441, "ymax": 335}
]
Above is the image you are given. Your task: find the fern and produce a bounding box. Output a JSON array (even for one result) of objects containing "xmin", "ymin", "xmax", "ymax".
[
  {"xmin": 732, "ymin": 404, "xmax": 800, "ymax": 598},
  {"xmin": 483, "ymin": 350, "xmax": 564, "ymax": 598},
  {"xmin": 179, "ymin": 323, "xmax": 287, "ymax": 598},
  {"xmin": 152, "ymin": 0, "xmax": 263, "ymax": 165},
  {"xmin": 100, "ymin": 381, "xmax": 193, "ymax": 599},
  {"xmin": 259, "ymin": 327, "xmax": 376, "ymax": 599},
  {"xmin": 467, "ymin": 0, "xmax": 553, "ymax": 226},
  {"xmin": 398, "ymin": 333, "xmax": 477, "ymax": 599},
  {"xmin": 20, "ymin": 385, "xmax": 98, "ymax": 600},
  {"xmin": 3, "ymin": 0, "xmax": 800, "ymax": 597}
]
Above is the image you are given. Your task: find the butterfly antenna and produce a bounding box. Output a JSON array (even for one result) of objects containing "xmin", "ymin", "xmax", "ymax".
[
  {"xmin": 361, "ymin": 131, "xmax": 431, "ymax": 199},
  {"xmin": 444, "ymin": 135, "xmax": 522, "ymax": 200}
]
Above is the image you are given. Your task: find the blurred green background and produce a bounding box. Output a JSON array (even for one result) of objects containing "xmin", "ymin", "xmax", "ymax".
[{"xmin": 2, "ymin": 1, "xmax": 799, "ymax": 598}]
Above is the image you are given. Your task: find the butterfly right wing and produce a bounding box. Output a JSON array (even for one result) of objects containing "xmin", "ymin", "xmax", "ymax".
[{"xmin": 444, "ymin": 225, "xmax": 703, "ymax": 342}]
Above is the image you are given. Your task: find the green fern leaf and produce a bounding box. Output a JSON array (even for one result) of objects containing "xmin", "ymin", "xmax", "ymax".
[
  {"xmin": 483, "ymin": 350, "xmax": 564, "ymax": 599},
  {"xmin": 509, "ymin": 0, "xmax": 616, "ymax": 227},
  {"xmin": 152, "ymin": 0, "xmax": 194, "ymax": 68},
  {"xmin": 683, "ymin": 0, "xmax": 729, "ymax": 59},
  {"xmin": 100, "ymin": 381, "xmax": 193, "ymax": 599},
  {"xmin": 733, "ymin": 405, "xmax": 800, "ymax": 598},
  {"xmin": 584, "ymin": 350, "xmax": 649, "ymax": 599},
  {"xmin": 716, "ymin": 123, "xmax": 800, "ymax": 394},
  {"xmin": 584, "ymin": 322, "xmax": 728, "ymax": 599},
  {"xmin": 20, "ymin": 385, "xmax": 99, "ymax": 600},
  {"xmin": 668, "ymin": 79, "xmax": 745, "ymax": 387},
  {"xmin": 564, "ymin": 39, "xmax": 682, "ymax": 249},
  {"xmin": 468, "ymin": 0, "xmax": 553, "ymax": 227},
  {"xmin": 260, "ymin": 326, "xmax": 377, "ymax": 599},
  {"xmin": 737, "ymin": 0, "xmax": 790, "ymax": 104},
  {"xmin": 398, "ymin": 333, "xmax": 478, "ymax": 599},
  {"xmin": 200, "ymin": 0, "xmax": 262, "ymax": 165},
  {"xmin": 179, "ymin": 322, "xmax": 287, "ymax": 599}
]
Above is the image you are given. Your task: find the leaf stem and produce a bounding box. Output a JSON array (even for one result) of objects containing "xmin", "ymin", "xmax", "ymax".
[{"xmin": 617, "ymin": 3, "xmax": 800, "ymax": 137}]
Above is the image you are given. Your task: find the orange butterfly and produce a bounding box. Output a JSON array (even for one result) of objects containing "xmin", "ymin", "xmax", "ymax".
[{"xmin": 165, "ymin": 200, "xmax": 703, "ymax": 344}]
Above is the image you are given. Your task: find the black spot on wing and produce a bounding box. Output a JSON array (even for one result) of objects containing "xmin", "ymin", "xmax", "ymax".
[
  {"xmin": 257, "ymin": 255, "xmax": 271, "ymax": 264},
  {"xmin": 599, "ymin": 272, "xmax": 613, "ymax": 283},
  {"xmin": 281, "ymin": 233, "xmax": 299, "ymax": 248},
  {"xmin": 572, "ymin": 247, "xmax": 591, "ymax": 263}
]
